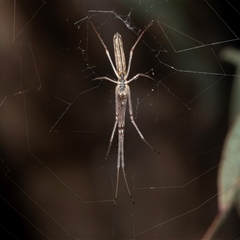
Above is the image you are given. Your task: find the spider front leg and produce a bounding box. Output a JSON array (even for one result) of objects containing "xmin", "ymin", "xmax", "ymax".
[
  {"xmin": 92, "ymin": 76, "xmax": 118, "ymax": 84},
  {"xmin": 90, "ymin": 21, "xmax": 120, "ymax": 79},
  {"xmin": 126, "ymin": 20, "xmax": 154, "ymax": 78}
]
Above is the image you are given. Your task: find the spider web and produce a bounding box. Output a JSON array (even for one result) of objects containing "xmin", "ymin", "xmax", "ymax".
[{"xmin": 1, "ymin": 1, "xmax": 240, "ymax": 239}]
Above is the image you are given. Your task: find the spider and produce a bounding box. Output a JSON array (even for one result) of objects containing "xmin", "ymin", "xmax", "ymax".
[{"xmin": 90, "ymin": 20, "xmax": 158, "ymax": 206}]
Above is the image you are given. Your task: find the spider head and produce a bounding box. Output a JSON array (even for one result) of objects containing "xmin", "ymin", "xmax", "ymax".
[
  {"xmin": 119, "ymin": 78, "xmax": 125, "ymax": 89},
  {"xmin": 118, "ymin": 76, "xmax": 127, "ymax": 92}
]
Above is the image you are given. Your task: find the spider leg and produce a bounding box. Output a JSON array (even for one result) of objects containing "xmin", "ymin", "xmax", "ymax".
[
  {"xmin": 114, "ymin": 124, "xmax": 134, "ymax": 206},
  {"xmin": 127, "ymin": 73, "xmax": 155, "ymax": 84},
  {"xmin": 92, "ymin": 76, "xmax": 118, "ymax": 84},
  {"xmin": 127, "ymin": 87, "xmax": 160, "ymax": 154},
  {"xmin": 105, "ymin": 120, "xmax": 118, "ymax": 161},
  {"xmin": 114, "ymin": 160, "xmax": 120, "ymax": 207},
  {"xmin": 122, "ymin": 167, "xmax": 134, "ymax": 205},
  {"xmin": 126, "ymin": 20, "xmax": 154, "ymax": 78},
  {"xmin": 90, "ymin": 21, "xmax": 120, "ymax": 79}
]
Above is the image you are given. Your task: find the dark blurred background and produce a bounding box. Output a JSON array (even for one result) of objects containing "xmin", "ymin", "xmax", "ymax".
[{"xmin": 0, "ymin": 1, "xmax": 239, "ymax": 239}]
